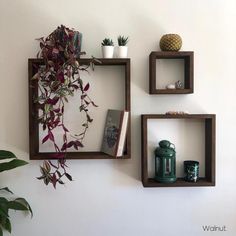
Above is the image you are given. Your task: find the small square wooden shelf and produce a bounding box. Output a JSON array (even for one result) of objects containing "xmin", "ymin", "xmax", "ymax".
[
  {"xmin": 149, "ymin": 51, "xmax": 194, "ymax": 94},
  {"xmin": 141, "ymin": 114, "xmax": 216, "ymax": 187},
  {"xmin": 28, "ymin": 58, "xmax": 131, "ymax": 160}
]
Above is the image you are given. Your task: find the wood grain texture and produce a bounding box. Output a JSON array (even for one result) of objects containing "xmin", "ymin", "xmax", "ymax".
[{"xmin": 144, "ymin": 178, "xmax": 215, "ymax": 187}]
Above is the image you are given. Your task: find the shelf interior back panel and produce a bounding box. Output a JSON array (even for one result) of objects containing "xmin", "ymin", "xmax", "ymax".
[
  {"xmin": 155, "ymin": 59, "xmax": 185, "ymax": 89},
  {"xmin": 38, "ymin": 66, "xmax": 125, "ymax": 153},
  {"xmin": 147, "ymin": 118, "xmax": 205, "ymax": 178}
]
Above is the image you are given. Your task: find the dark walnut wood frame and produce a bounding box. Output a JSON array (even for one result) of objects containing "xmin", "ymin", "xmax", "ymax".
[
  {"xmin": 149, "ymin": 51, "xmax": 194, "ymax": 94},
  {"xmin": 141, "ymin": 114, "xmax": 216, "ymax": 187},
  {"xmin": 28, "ymin": 58, "xmax": 131, "ymax": 160}
]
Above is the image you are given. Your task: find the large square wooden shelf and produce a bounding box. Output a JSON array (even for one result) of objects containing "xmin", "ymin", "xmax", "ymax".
[
  {"xmin": 149, "ymin": 51, "xmax": 194, "ymax": 94},
  {"xmin": 28, "ymin": 58, "xmax": 131, "ymax": 160},
  {"xmin": 141, "ymin": 114, "xmax": 216, "ymax": 187}
]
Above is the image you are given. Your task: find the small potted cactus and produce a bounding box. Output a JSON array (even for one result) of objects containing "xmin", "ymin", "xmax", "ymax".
[
  {"xmin": 117, "ymin": 35, "xmax": 129, "ymax": 58},
  {"xmin": 101, "ymin": 38, "xmax": 114, "ymax": 58}
]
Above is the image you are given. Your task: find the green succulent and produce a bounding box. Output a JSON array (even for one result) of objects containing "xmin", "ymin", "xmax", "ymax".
[
  {"xmin": 0, "ymin": 150, "xmax": 32, "ymax": 235},
  {"xmin": 101, "ymin": 38, "xmax": 114, "ymax": 46},
  {"xmin": 117, "ymin": 35, "xmax": 129, "ymax": 46}
]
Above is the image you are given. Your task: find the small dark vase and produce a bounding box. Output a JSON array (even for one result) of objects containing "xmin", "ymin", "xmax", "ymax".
[{"xmin": 184, "ymin": 161, "xmax": 199, "ymax": 182}]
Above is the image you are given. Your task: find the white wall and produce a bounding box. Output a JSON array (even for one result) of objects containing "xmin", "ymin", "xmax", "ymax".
[{"xmin": 0, "ymin": 0, "xmax": 236, "ymax": 235}]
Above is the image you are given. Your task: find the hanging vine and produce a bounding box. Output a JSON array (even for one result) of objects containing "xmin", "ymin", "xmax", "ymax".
[{"xmin": 33, "ymin": 25, "xmax": 98, "ymax": 188}]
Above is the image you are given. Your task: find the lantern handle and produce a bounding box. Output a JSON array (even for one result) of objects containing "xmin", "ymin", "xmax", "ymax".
[{"xmin": 170, "ymin": 143, "xmax": 175, "ymax": 150}]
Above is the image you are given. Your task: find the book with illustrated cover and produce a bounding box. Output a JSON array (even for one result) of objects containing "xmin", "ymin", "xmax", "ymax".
[{"xmin": 101, "ymin": 109, "xmax": 129, "ymax": 157}]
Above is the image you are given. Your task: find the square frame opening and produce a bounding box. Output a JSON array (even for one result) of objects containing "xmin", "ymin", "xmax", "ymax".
[
  {"xmin": 141, "ymin": 114, "xmax": 216, "ymax": 187},
  {"xmin": 149, "ymin": 51, "xmax": 194, "ymax": 94},
  {"xmin": 28, "ymin": 58, "xmax": 131, "ymax": 160}
]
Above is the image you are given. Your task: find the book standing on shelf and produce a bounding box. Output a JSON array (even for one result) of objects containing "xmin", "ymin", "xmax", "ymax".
[{"xmin": 101, "ymin": 109, "xmax": 129, "ymax": 157}]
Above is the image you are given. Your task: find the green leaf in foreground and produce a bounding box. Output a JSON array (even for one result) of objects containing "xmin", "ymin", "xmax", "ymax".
[
  {"xmin": 7, "ymin": 201, "xmax": 29, "ymax": 211},
  {"xmin": 0, "ymin": 159, "xmax": 28, "ymax": 173},
  {"xmin": 0, "ymin": 203, "xmax": 9, "ymax": 218},
  {"xmin": 15, "ymin": 198, "xmax": 33, "ymax": 217},
  {"xmin": 0, "ymin": 150, "xmax": 16, "ymax": 160},
  {"xmin": 2, "ymin": 217, "xmax": 11, "ymax": 233},
  {"xmin": 0, "ymin": 150, "xmax": 32, "ymax": 234},
  {"xmin": 5, "ymin": 218, "xmax": 11, "ymax": 233}
]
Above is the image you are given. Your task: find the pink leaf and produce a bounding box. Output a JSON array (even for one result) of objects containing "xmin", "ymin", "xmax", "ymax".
[
  {"xmin": 57, "ymin": 73, "xmax": 65, "ymax": 83},
  {"xmin": 73, "ymin": 144, "xmax": 78, "ymax": 150},
  {"xmin": 53, "ymin": 97, "xmax": 59, "ymax": 105},
  {"xmin": 75, "ymin": 140, "xmax": 84, "ymax": 148},
  {"xmin": 52, "ymin": 120, "xmax": 60, "ymax": 128},
  {"xmin": 83, "ymin": 83, "xmax": 90, "ymax": 91},
  {"xmin": 48, "ymin": 131, "xmax": 55, "ymax": 142},
  {"xmin": 42, "ymin": 134, "xmax": 50, "ymax": 144},
  {"xmin": 47, "ymin": 97, "xmax": 59, "ymax": 105},
  {"xmin": 54, "ymin": 108, "xmax": 60, "ymax": 113},
  {"xmin": 52, "ymin": 173, "xmax": 57, "ymax": 189},
  {"xmin": 67, "ymin": 141, "xmax": 74, "ymax": 148},
  {"xmin": 50, "ymin": 111, "xmax": 55, "ymax": 120}
]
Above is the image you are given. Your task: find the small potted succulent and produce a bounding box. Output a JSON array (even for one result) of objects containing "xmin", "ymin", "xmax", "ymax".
[
  {"xmin": 101, "ymin": 38, "xmax": 114, "ymax": 58},
  {"xmin": 117, "ymin": 35, "xmax": 129, "ymax": 58}
]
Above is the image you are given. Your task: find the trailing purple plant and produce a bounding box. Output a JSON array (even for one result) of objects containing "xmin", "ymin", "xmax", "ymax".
[{"xmin": 33, "ymin": 25, "xmax": 98, "ymax": 188}]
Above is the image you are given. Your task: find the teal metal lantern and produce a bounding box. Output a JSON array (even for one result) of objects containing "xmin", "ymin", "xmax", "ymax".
[{"xmin": 154, "ymin": 140, "xmax": 176, "ymax": 183}]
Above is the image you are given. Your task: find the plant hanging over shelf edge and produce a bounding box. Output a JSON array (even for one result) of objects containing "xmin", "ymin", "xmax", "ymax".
[{"xmin": 32, "ymin": 25, "xmax": 98, "ymax": 188}]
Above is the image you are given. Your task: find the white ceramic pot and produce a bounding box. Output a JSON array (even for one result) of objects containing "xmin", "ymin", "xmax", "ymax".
[
  {"xmin": 102, "ymin": 46, "xmax": 114, "ymax": 58},
  {"xmin": 117, "ymin": 46, "xmax": 128, "ymax": 58}
]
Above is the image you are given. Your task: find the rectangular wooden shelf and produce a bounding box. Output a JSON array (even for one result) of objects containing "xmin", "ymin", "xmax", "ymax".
[
  {"xmin": 143, "ymin": 178, "xmax": 215, "ymax": 187},
  {"xmin": 141, "ymin": 114, "xmax": 216, "ymax": 187},
  {"xmin": 149, "ymin": 51, "xmax": 194, "ymax": 94},
  {"xmin": 153, "ymin": 89, "xmax": 193, "ymax": 94},
  {"xmin": 28, "ymin": 58, "xmax": 131, "ymax": 160},
  {"xmin": 31, "ymin": 152, "xmax": 130, "ymax": 160}
]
